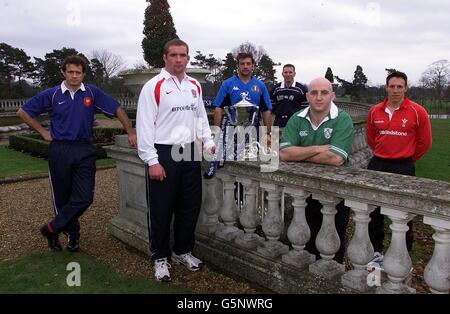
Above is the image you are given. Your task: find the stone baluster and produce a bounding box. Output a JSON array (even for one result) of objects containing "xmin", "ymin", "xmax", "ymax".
[
  {"xmin": 235, "ymin": 178, "xmax": 264, "ymax": 249},
  {"xmin": 309, "ymin": 194, "xmax": 345, "ymax": 279},
  {"xmin": 377, "ymin": 207, "xmax": 415, "ymax": 294},
  {"xmin": 341, "ymin": 200, "xmax": 375, "ymax": 291},
  {"xmin": 215, "ymin": 173, "xmax": 243, "ymax": 241},
  {"xmin": 423, "ymin": 216, "xmax": 450, "ymax": 294},
  {"xmin": 197, "ymin": 177, "xmax": 220, "ymax": 235},
  {"xmin": 281, "ymin": 188, "xmax": 315, "ymax": 269},
  {"xmin": 257, "ymin": 183, "xmax": 288, "ymax": 258}
]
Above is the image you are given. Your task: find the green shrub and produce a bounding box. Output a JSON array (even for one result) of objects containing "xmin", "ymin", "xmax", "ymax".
[{"xmin": 8, "ymin": 128, "xmax": 125, "ymax": 159}]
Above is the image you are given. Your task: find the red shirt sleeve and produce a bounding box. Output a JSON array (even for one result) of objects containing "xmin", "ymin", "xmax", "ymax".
[{"xmin": 412, "ymin": 105, "xmax": 432, "ymax": 161}]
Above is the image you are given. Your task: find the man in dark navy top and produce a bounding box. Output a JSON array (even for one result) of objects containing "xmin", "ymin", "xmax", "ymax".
[
  {"xmin": 270, "ymin": 64, "xmax": 308, "ymax": 128},
  {"xmin": 17, "ymin": 55, "xmax": 137, "ymax": 252}
]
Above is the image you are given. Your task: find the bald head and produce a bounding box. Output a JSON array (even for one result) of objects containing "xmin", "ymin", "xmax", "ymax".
[
  {"xmin": 306, "ymin": 77, "xmax": 335, "ymax": 116},
  {"xmin": 309, "ymin": 77, "xmax": 333, "ymax": 91}
]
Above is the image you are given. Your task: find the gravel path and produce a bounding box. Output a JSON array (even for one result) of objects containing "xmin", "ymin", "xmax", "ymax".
[{"xmin": 0, "ymin": 168, "xmax": 257, "ymax": 293}]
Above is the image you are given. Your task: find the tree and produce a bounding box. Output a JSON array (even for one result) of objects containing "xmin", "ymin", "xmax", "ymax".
[
  {"xmin": 325, "ymin": 67, "xmax": 334, "ymax": 83},
  {"xmin": 335, "ymin": 75, "xmax": 353, "ymax": 96},
  {"xmin": 221, "ymin": 52, "xmax": 236, "ymax": 80},
  {"xmin": 91, "ymin": 49, "xmax": 125, "ymax": 79},
  {"xmin": 191, "ymin": 51, "xmax": 222, "ymax": 84},
  {"xmin": 420, "ymin": 59, "xmax": 450, "ymax": 100},
  {"xmin": 0, "ymin": 43, "xmax": 35, "ymax": 98},
  {"xmin": 34, "ymin": 47, "xmax": 91, "ymax": 88},
  {"xmin": 142, "ymin": 0, "xmax": 178, "ymax": 68},
  {"xmin": 385, "ymin": 68, "xmax": 399, "ymax": 76},
  {"xmin": 256, "ymin": 54, "xmax": 277, "ymax": 89},
  {"xmin": 352, "ymin": 65, "xmax": 368, "ymax": 100},
  {"xmin": 232, "ymin": 41, "xmax": 279, "ymax": 86},
  {"xmin": 89, "ymin": 58, "xmax": 106, "ymax": 86}
]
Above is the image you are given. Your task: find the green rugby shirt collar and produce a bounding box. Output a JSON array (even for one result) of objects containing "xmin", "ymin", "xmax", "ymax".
[{"xmin": 297, "ymin": 102, "xmax": 339, "ymax": 130}]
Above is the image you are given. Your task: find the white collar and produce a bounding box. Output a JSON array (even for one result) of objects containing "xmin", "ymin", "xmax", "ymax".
[
  {"xmin": 161, "ymin": 68, "xmax": 188, "ymax": 82},
  {"xmin": 281, "ymin": 80, "xmax": 297, "ymax": 88},
  {"xmin": 298, "ymin": 101, "xmax": 339, "ymax": 119},
  {"xmin": 61, "ymin": 81, "xmax": 85, "ymax": 94}
]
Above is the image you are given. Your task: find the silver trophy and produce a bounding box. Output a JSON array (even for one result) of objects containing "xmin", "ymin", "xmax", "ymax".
[{"xmin": 230, "ymin": 92, "xmax": 259, "ymax": 160}]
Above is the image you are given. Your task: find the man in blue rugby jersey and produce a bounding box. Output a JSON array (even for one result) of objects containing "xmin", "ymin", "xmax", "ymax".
[
  {"xmin": 17, "ymin": 55, "xmax": 137, "ymax": 252},
  {"xmin": 213, "ymin": 52, "xmax": 273, "ymax": 136}
]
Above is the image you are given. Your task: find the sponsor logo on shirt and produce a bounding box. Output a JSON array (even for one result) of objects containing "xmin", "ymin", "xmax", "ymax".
[
  {"xmin": 83, "ymin": 97, "xmax": 92, "ymax": 106},
  {"xmin": 233, "ymin": 86, "xmax": 240, "ymax": 91},
  {"xmin": 58, "ymin": 101, "xmax": 65, "ymax": 105},
  {"xmin": 299, "ymin": 130, "xmax": 308, "ymax": 137},
  {"xmin": 324, "ymin": 128, "xmax": 333, "ymax": 139},
  {"xmin": 374, "ymin": 120, "xmax": 384, "ymax": 124},
  {"xmin": 172, "ymin": 104, "xmax": 196, "ymax": 112},
  {"xmin": 379, "ymin": 130, "xmax": 408, "ymax": 136},
  {"xmin": 166, "ymin": 90, "xmax": 174, "ymax": 95}
]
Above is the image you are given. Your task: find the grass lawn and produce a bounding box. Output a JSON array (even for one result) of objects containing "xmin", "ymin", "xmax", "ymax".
[
  {"xmin": 0, "ymin": 146, "xmax": 116, "ymax": 178},
  {"xmin": 0, "ymin": 251, "xmax": 190, "ymax": 293},
  {"xmin": 415, "ymin": 119, "xmax": 450, "ymax": 182}
]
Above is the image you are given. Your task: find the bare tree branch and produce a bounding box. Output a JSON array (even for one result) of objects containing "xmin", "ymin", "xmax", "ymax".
[{"xmin": 91, "ymin": 49, "xmax": 126, "ymax": 79}]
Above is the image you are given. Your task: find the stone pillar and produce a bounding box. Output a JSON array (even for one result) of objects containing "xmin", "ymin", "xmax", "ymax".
[
  {"xmin": 377, "ymin": 207, "xmax": 415, "ymax": 294},
  {"xmin": 309, "ymin": 194, "xmax": 345, "ymax": 280},
  {"xmin": 215, "ymin": 173, "xmax": 243, "ymax": 241},
  {"xmin": 197, "ymin": 177, "xmax": 220, "ymax": 235},
  {"xmin": 235, "ymin": 178, "xmax": 264, "ymax": 249},
  {"xmin": 341, "ymin": 200, "xmax": 375, "ymax": 292},
  {"xmin": 282, "ymin": 187, "xmax": 315, "ymax": 269},
  {"xmin": 257, "ymin": 183, "xmax": 289, "ymax": 258},
  {"xmin": 423, "ymin": 216, "xmax": 450, "ymax": 294}
]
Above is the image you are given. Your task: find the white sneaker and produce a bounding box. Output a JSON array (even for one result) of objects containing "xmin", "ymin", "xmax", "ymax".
[
  {"xmin": 172, "ymin": 252, "xmax": 204, "ymax": 271},
  {"xmin": 367, "ymin": 252, "xmax": 384, "ymax": 271},
  {"xmin": 154, "ymin": 258, "xmax": 171, "ymax": 282}
]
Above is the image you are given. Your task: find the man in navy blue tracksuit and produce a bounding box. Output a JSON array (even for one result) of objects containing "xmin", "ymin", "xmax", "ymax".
[{"xmin": 17, "ymin": 55, "xmax": 137, "ymax": 252}]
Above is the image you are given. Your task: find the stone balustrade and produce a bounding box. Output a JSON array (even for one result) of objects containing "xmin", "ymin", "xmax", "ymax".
[
  {"xmin": 105, "ymin": 135, "xmax": 450, "ymax": 294},
  {"xmin": 0, "ymin": 98, "xmax": 27, "ymax": 112}
]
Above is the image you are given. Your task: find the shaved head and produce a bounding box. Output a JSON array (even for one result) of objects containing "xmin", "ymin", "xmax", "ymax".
[{"xmin": 309, "ymin": 77, "xmax": 333, "ymax": 91}]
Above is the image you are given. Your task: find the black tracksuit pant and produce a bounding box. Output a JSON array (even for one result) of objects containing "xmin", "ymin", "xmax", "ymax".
[
  {"xmin": 304, "ymin": 196, "xmax": 350, "ymax": 264},
  {"xmin": 146, "ymin": 143, "xmax": 202, "ymax": 261},
  {"xmin": 367, "ymin": 156, "xmax": 415, "ymax": 253},
  {"xmin": 48, "ymin": 141, "xmax": 96, "ymax": 241}
]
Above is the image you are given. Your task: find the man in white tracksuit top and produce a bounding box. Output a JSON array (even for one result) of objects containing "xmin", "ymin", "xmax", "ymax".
[{"xmin": 136, "ymin": 39, "xmax": 215, "ymax": 282}]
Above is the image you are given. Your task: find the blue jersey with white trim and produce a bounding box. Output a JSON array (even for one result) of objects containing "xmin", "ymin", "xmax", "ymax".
[
  {"xmin": 22, "ymin": 83, "xmax": 119, "ymax": 141},
  {"xmin": 213, "ymin": 75, "xmax": 272, "ymax": 111}
]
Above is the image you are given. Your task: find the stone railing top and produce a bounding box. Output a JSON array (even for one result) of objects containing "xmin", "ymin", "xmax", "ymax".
[
  {"xmin": 220, "ymin": 160, "xmax": 450, "ymax": 219},
  {"xmin": 107, "ymin": 134, "xmax": 449, "ymax": 218}
]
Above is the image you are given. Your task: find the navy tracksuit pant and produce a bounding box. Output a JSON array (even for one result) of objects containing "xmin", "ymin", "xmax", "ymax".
[
  {"xmin": 367, "ymin": 156, "xmax": 415, "ymax": 253},
  {"xmin": 146, "ymin": 143, "xmax": 202, "ymax": 261},
  {"xmin": 48, "ymin": 141, "xmax": 96, "ymax": 241}
]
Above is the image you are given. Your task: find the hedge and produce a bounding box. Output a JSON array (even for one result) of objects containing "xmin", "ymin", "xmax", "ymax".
[{"xmin": 8, "ymin": 127, "xmax": 125, "ymax": 159}]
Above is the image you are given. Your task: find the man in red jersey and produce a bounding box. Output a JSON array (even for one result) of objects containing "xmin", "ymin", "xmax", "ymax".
[{"xmin": 365, "ymin": 71, "xmax": 432, "ymax": 268}]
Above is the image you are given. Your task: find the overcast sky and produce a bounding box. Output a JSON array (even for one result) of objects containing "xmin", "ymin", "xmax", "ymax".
[{"xmin": 1, "ymin": 0, "xmax": 449, "ymax": 86}]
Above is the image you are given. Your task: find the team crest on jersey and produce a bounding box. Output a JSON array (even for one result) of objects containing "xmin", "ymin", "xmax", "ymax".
[
  {"xmin": 251, "ymin": 85, "xmax": 259, "ymax": 93},
  {"xmin": 83, "ymin": 97, "xmax": 92, "ymax": 106},
  {"xmin": 324, "ymin": 128, "xmax": 333, "ymax": 139},
  {"xmin": 402, "ymin": 118, "xmax": 408, "ymax": 128},
  {"xmin": 191, "ymin": 89, "xmax": 198, "ymax": 98}
]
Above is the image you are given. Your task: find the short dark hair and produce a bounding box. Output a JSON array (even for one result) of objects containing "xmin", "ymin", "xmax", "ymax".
[
  {"xmin": 283, "ymin": 64, "xmax": 296, "ymax": 71},
  {"xmin": 236, "ymin": 52, "xmax": 255, "ymax": 65},
  {"xmin": 163, "ymin": 38, "xmax": 189, "ymax": 55},
  {"xmin": 61, "ymin": 55, "xmax": 87, "ymax": 73},
  {"xmin": 386, "ymin": 71, "xmax": 408, "ymax": 86}
]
